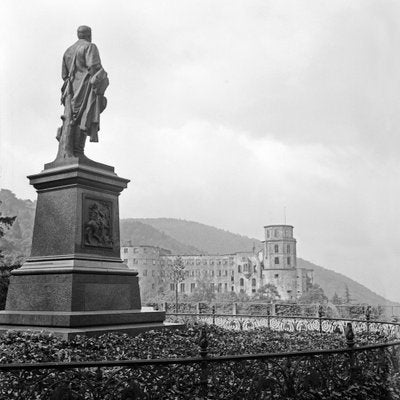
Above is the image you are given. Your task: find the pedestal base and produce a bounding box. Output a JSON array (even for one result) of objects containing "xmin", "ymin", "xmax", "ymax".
[
  {"xmin": 0, "ymin": 321, "xmax": 182, "ymax": 340},
  {"xmin": 0, "ymin": 159, "xmax": 173, "ymax": 338}
]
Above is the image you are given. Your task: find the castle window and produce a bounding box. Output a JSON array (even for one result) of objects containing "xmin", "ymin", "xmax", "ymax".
[
  {"xmin": 274, "ymin": 274, "xmax": 279, "ymax": 279},
  {"xmin": 287, "ymin": 257, "xmax": 291, "ymax": 265},
  {"xmin": 274, "ymin": 257, "xmax": 279, "ymax": 265},
  {"xmin": 224, "ymin": 283, "xmax": 228, "ymax": 291},
  {"xmin": 253, "ymin": 265, "xmax": 257, "ymax": 273},
  {"xmin": 124, "ymin": 248, "xmax": 128, "ymax": 253},
  {"xmin": 252, "ymin": 288, "xmax": 256, "ymax": 293},
  {"xmin": 252, "ymin": 278, "xmax": 256, "ymax": 287},
  {"xmin": 231, "ymin": 286, "xmax": 235, "ymax": 292},
  {"xmin": 240, "ymin": 278, "xmax": 244, "ymax": 286},
  {"xmin": 180, "ymin": 283, "xmax": 185, "ymax": 293},
  {"xmin": 170, "ymin": 283, "xmax": 175, "ymax": 291},
  {"xmin": 274, "ymin": 229, "xmax": 278, "ymax": 237},
  {"xmin": 231, "ymin": 276, "xmax": 234, "ymax": 282},
  {"xmin": 238, "ymin": 265, "xmax": 241, "ymax": 273},
  {"xmin": 218, "ymin": 283, "xmax": 222, "ymax": 292},
  {"xmin": 133, "ymin": 248, "xmax": 138, "ymax": 253},
  {"xmin": 218, "ymin": 270, "xmax": 222, "ymax": 277},
  {"xmin": 190, "ymin": 283, "xmax": 195, "ymax": 293},
  {"xmin": 274, "ymin": 245, "xmax": 279, "ymax": 253},
  {"xmin": 133, "ymin": 259, "xmax": 138, "ymax": 264},
  {"xmin": 287, "ymin": 244, "xmax": 290, "ymax": 253},
  {"xmin": 267, "ymin": 230, "xmax": 270, "ymax": 238}
]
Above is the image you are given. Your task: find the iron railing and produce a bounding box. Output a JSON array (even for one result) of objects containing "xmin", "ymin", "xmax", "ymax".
[
  {"xmin": 153, "ymin": 301, "xmax": 400, "ymax": 321},
  {"xmin": 166, "ymin": 308, "xmax": 400, "ymax": 338}
]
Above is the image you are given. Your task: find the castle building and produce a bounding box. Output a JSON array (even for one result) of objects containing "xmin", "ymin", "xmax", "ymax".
[{"xmin": 121, "ymin": 225, "xmax": 313, "ymax": 301}]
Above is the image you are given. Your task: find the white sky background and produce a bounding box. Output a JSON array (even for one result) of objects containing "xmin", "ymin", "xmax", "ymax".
[{"xmin": 1, "ymin": 0, "xmax": 400, "ymax": 301}]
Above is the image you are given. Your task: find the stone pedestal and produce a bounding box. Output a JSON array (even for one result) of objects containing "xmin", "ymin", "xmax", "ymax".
[{"xmin": 0, "ymin": 157, "xmax": 172, "ymax": 339}]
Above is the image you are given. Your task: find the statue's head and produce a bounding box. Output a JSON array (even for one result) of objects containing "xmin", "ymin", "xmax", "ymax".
[{"xmin": 77, "ymin": 25, "xmax": 92, "ymax": 42}]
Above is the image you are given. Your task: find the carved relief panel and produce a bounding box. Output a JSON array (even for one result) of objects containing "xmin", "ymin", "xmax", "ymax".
[{"xmin": 82, "ymin": 196, "xmax": 114, "ymax": 249}]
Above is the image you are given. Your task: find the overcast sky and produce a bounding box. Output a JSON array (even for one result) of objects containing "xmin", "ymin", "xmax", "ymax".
[{"xmin": 1, "ymin": 0, "xmax": 400, "ymax": 301}]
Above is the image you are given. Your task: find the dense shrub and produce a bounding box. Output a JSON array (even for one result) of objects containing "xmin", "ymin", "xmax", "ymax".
[{"xmin": 0, "ymin": 325, "xmax": 398, "ymax": 399}]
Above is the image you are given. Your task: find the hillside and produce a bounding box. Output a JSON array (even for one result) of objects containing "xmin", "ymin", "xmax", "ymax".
[
  {"xmin": 135, "ymin": 218, "xmax": 263, "ymax": 254},
  {"xmin": 121, "ymin": 219, "xmax": 203, "ymax": 255},
  {"xmin": 0, "ymin": 189, "xmax": 35, "ymax": 261},
  {"xmin": 297, "ymin": 259, "xmax": 398, "ymax": 306},
  {"xmin": 0, "ymin": 189, "xmax": 396, "ymax": 305}
]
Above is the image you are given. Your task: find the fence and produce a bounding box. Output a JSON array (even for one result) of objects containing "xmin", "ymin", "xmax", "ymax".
[
  {"xmin": 153, "ymin": 301, "xmax": 400, "ymax": 320},
  {"xmin": 166, "ymin": 309, "xmax": 400, "ymax": 338},
  {"xmin": 1, "ymin": 319, "xmax": 400, "ymax": 398}
]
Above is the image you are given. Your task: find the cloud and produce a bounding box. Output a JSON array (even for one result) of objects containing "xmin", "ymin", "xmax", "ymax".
[{"xmin": 1, "ymin": 0, "xmax": 400, "ymax": 301}]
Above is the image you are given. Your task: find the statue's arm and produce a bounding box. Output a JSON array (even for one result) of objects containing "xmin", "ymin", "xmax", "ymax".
[
  {"xmin": 62, "ymin": 56, "xmax": 69, "ymax": 81},
  {"xmin": 86, "ymin": 43, "xmax": 102, "ymax": 76}
]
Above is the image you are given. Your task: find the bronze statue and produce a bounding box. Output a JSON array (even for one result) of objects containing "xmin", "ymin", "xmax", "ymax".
[{"xmin": 56, "ymin": 26, "xmax": 109, "ymax": 159}]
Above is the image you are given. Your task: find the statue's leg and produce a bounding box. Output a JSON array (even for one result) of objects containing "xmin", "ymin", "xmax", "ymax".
[
  {"xmin": 55, "ymin": 96, "xmax": 75, "ymax": 159},
  {"xmin": 74, "ymin": 129, "xmax": 87, "ymax": 156}
]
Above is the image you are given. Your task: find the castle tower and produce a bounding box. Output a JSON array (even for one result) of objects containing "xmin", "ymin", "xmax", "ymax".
[
  {"xmin": 264, "ymin": 225, "xmax": 297, "ymax": 269},
  {"xmin": 262, "ymin": 225, "xmax": 297, "ymax": 300}
]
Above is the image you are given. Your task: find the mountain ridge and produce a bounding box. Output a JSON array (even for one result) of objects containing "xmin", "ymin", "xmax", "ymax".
[{"xmin": 0, "ymin": 189, "xmax": 396, "ymax": 305}]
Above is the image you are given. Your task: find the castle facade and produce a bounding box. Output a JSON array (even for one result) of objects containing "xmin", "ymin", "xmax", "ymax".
[{"xmin": 121, "ymin": 225, "xmax": 313, "ymax": 301}]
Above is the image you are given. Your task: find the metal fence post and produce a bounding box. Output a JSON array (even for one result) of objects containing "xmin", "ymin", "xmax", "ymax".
[
  {"xmin": 199, "ymin": 327, "xmax": 209, "ymax": 398},
  {"xmin": 233, "ymin": 302, "xmax": 238, "ymax": 316},
  {"xmin": 318, "ymin": 305, "xmax": 324, "ymax": 333},
  {"xmin": 365, "ymin": 306, "xmax": 371, "ymax": 334},
  {"xmin": 345, "ymin": 322, "xmax": 361, "ymax": 382}
]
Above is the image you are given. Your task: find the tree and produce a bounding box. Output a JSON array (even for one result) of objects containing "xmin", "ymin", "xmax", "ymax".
[
  {"xmin": 187, "ymin": 274, "xmax": 216, "ymax": 303},
  {"xmin": 0, "ymin": 206, "xmax": 18, "ymax": 309},
  {"xmin": 253, "ymin": 283, "xmax": 280, "ymax": 302},
  {"xmin": 169, "ymin": 256, "xmax": 185, "ymax": 312},
  {"xmin": 298, "ymin": 284, "xmax": 328, "ymax": 304},
  {"xmin": 0, "ymin": 202, "xmax": 16, "ymax": 260},
  {"xmin": 331, "ymin": 292, "xmax": 342, "ymax": 305},
  {"xmin": 344, "ymin": 285, "xmax": 352, "ymax": 304}
]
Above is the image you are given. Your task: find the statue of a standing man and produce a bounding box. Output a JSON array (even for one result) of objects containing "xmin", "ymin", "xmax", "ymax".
[{"xmin": 56, "ymin": 26, "xmax": 109, "ymax": 160}]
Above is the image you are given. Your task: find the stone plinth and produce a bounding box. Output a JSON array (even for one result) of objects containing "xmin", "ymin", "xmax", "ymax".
[{"xmin": 0, "ymin": 158, "xmax": 173, "ymax": 338}]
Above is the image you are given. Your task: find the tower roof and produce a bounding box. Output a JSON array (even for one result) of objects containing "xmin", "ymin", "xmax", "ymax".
[{"xmin": 264, "ymin": 224, "xmax": 294, "ymax": 228}]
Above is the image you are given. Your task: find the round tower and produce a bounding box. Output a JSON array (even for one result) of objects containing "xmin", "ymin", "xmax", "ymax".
[{"xmin": 263, "ymin": 225, "xmax": 296, "ymax": 269}]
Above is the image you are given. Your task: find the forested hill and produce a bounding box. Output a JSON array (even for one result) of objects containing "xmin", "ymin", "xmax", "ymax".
[
  {"xmin": 121, "ymin": 219, "xmax": 203, "ymax": 255},
  {"xmin": 0, "ymin": 190, "xmax": 396, "ymax": 305},
  {"xmin": 297, "ymin": 259, "xmax": 397, "ymax": 306},
  {"xmin": 133, "ymin": 218, "xmax": 263, "ymax": 255},
  {"xmin": 0, "ymin": 189, "xmax": 35, "ymax": 261}
]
